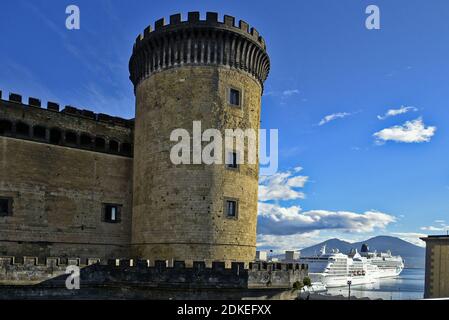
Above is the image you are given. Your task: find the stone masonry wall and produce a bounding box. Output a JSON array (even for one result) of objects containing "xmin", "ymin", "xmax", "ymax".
[
  {"xmin": 0, "ymin": 257, "xmax": 307, "ymax": 298},
  {"xmin": 0, "ymin": 95, "xmax": 134, "ymax": 260},
  {"xmin": 132, "ymin": 66, "xmax": 262, "ymax": 263},
  {"xmin": 0, "ymin": 94, "xmax": 134, "ymax": 156}
]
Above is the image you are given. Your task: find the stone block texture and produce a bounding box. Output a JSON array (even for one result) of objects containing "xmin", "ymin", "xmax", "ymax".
[
  {"xmin": 130, "ymin": 12, "xmax": 269, "ymax": 263},
  {"xmin": 0, "ymin": 12, "xmax": 270, "ymax": 264},
  {"xmin": 0, "ymin": 100, "xmax": 133, "ymax": 260}
]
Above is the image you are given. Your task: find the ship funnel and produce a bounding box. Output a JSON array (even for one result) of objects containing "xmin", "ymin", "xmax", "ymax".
[{"xmin": 361, "ymin": 243, "xmax": 370, "ymax": 253}]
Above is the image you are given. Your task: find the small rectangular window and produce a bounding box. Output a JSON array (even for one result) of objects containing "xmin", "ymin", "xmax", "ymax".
[
  {"xmin": 229, "ymin": 88, "xmax": 240, "ymax": 106},
  {"xmin": 0, "ymin": 197, "xmax": 13, "ymax": 217},
  {"xmin": 227, "ymin": 151, "xmax": 238, "ymax": 169},
  {"xmin": 103, "ymin": 204, "xmax": 121, "ymax": 223},
  {"xmin": 225, "ymin": 200, "xmax": 238, "ymax": 218}
]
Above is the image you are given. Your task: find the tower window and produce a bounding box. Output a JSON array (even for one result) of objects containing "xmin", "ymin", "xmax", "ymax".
[
  {"xmin": 225, "ymin": 199, "xmax": 238, "ymax": 219},
  {"xmin": 49, "ymin": 128, "xmax": 62, "ymax": 144},
  {"xmin": 80, "ymin": 134, "xmax": 92, "ymax": 147},
  {"xmin": 16, "ymin": 122, "xmax": 30, "ymax": 137},
  {"xmin": 109, "ymin": 140, "xmax": 119, "ymax": 153},
  {"xmin": 226, "ymin": 151, "xmax": 238, "ymax": 169},
  {"xmin": 0, "ymin": 197, "xmax": 13, "ymax": 217},
  {"xmin": 95, "ymin": 137, "xmax": 106, "ymax": 150},
  {"xmin": 33, "ymin": 125, "xmax": 47, "ymax": 140},
  {"xmin": 103, "ymin": 204, "xmax": 121, "ymax": 223},
  {"xmin": 0, "ymin": 120, "xmax": 12, "ymax": 135},
  {"xmin": 229, "ymin": 88, "xmax": 241, "ymax": 107},
  {"xmin": 65, "ymin": 131, "xmax": 78, "ymax": 145}
]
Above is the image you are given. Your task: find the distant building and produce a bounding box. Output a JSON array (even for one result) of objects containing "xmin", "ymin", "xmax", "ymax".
[
  {"xmin": 421, "ymin": 235, "xmax": 449, "ymax": 298},
  {"xmin": 284, "ymin": 251, "xmax": 300, "ymax": 262},
  {"xmin": 255, "ymin": 251, "xmax": 268, "ymax": 262}
]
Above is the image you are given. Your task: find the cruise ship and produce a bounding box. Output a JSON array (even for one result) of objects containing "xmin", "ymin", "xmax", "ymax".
[
  {"xmin": 358, "ymin": 244, "xmax": 404, "ymax": 278},
  {"xmin": 299, "ymin": 244, "xmax": 404, "ymax": 288}
]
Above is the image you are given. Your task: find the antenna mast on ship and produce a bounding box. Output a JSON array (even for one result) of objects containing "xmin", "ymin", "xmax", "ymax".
[{"xmin": 320, "ymin": 244, "xmax": 326, "ymax": 255}]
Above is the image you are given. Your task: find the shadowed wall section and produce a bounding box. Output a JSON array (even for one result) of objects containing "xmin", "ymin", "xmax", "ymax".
[{"xmin": 0, "ymin": 95, "xmax": 134, "ymax": 260}]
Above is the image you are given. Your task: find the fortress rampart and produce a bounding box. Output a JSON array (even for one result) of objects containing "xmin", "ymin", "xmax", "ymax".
[
  {"xmin": 0, "ymin": 91, "xmax": 134, "ymax": 157},
  {"xmin": 0, "ymin": 12, "xmax": 270, "ymax": 268},
  {"xmin": 0, "ymin": 255, "xmax": 307, "ymax": 299},
  {"xmin": 0, "ymin": 91, "xmax": 134, "ymax": 260}
]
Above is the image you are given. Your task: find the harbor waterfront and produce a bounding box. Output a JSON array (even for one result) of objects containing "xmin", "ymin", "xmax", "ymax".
[{"xmin": 322, "ymin": 268, "xmax": 424, "ymax": 300}]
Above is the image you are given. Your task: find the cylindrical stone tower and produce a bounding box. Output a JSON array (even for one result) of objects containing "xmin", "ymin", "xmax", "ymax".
[{"xmin": 129, "ymin": 12, "xmax": 270, "ymax": 263}]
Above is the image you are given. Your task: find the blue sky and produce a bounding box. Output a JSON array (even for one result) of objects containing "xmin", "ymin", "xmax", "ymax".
[{"xmin": 1, "ymin": 0, "xmax": 448, "ymax": 250}]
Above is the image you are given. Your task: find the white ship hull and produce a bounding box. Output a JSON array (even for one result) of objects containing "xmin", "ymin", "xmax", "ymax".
[
  {"xmin": 309, "ymin": 268, "xmax": 402, "ymax": 287},
  {"xmin": 375, "ymin": 266, "xmax": 403, "ymax": 278},
  {"xmin": 299, "ymin": 244, "xmax": 404, "ymax": 288},
  {"xmin": 309, "ymin": 273, "xmax": 377, "ymax": 288}
]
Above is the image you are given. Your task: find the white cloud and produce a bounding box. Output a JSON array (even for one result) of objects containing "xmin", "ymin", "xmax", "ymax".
[
  {"xmin": 318, "ymin": 112, "xmax": 351, "ymax": 126},
  {"xmin": 420, "ymin": 226, "xmax": 445, "ymax": 231},
  {"xmin": 258, "ymin": 167, "xmax": 396, "ymax": 236},
  {"xmin": 263, "ymin": 89, "xmax": 300, "ymax": 98},
  {"xmin": 257, "ymin": 165, "xmax": 399, "ymax": 249},
  {"xmin": 377, "ymin": 106, "xmax": 418, "ymax": 120},
  {"xmin": 421, "ymin": 221, "xmax": 449, "ymax": 232},
  {"xmin": 282, "ymin": 89, "xmax": 300, "ymax": 96},
  {"xmin": 258, "ymin": 202, "xmax": 396, "ymax": 236},
  {"xmin": 259, "ymin": 170, "xmax": 308, "ymax": 202},
  {"xmin": 373, "ymin": 118, "xmax": 436, "ymax": 144},
  {"xmin": 391, "ymin": 232, "xmax": 427, "ymax": 247},
  {"xmin": 286, "ymin": 176, "xmax": 308, "ymax": 188}
]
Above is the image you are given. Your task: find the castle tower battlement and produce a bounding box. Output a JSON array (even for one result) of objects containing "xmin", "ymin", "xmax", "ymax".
[
  {"xmin": 0, "ymin": 90, "xmax": 134, "ymax": 157},
  {"xmin": 129, "ymin": 12, "xmax": 270, "ymax": 89},
  {"xmin": 129, "ymin": 12, "xmax": 270, "ymax": 263}
]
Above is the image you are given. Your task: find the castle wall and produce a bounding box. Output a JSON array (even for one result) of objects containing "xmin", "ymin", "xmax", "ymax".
[
  {"xmin": 0, "ymin": 11, "xmax": 271, "ymax": 266},
  {"xmin": 0, "ymin": 97, "xmax": 134, "ymax": 260},
  {"xmin": 0, "ymin": 96, "xmax": 134, "ymax": 155},
  {"xmin": 132, "ymin": 66, "xmax": 261, "ymax": 262},
  {"xmin": 0, "ymin": 256, "xmax": 307, "ymax": 300}
]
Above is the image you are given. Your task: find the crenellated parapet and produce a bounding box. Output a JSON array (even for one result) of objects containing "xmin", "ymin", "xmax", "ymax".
[
  {"xmin": 0, "ymin": 256, "xmax": 305, "ymax": 271},
  {"xmin": 0, "ymin": 90, "xmax": 134, "ymax": 157},
  {"xmin": 129, "ymin": 12, "xmax": 270, "ymax": 89},
  {"xmin": 0, "ymin": 256, "xmax": 100, "ymax": 270},
  {"xmin": 0, "ymin": 90, "xmax": 133, "ymax": 127},
  {"xmin": 0, "ymin": 256, "xmax": 307, "ymax": 290}
]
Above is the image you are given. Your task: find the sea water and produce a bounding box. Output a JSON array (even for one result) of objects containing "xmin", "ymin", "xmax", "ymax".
[{"xmin": 325, "ymin": 268, "xmax": 425, "ymax": 300}]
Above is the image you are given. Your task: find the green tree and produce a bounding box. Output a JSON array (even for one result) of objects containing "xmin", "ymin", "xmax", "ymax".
[
  {"xmin": 303, "ymin": 276, "xmax": 312, "ymax": 287},
  {"xmin": 292, "ymin": 280, "xmax": 304, "ymax": 291}
]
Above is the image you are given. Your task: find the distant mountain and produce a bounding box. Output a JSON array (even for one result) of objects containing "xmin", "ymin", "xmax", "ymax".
[{"xmin": 297, "ymin": 236, "xmax": 425, "ymax": 268}]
